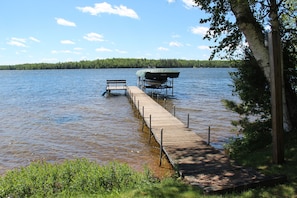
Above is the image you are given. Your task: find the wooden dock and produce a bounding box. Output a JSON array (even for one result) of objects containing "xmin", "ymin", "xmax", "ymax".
[{"xmin": 127, "ymin": 86, "xmax": 286, "ymax": 193}]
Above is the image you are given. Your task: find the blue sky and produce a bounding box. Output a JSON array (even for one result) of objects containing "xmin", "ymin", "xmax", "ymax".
[{"xmin": 0, "ymin": 0, "xmax": 215, "ymax": 65}]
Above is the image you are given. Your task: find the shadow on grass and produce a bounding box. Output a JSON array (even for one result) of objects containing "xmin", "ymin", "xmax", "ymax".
[
  {"xmin": 233, "ymin": 132, "xmax": 297, "ymax": 197},
  {"xmin": 131, "ymin": 178, "xmax": 206, "ymax": 198}
]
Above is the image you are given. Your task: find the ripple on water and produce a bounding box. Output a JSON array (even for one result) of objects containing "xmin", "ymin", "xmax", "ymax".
[{"xmin": 0, "ymin": 68, "xmax": 238, "ymax": 176}]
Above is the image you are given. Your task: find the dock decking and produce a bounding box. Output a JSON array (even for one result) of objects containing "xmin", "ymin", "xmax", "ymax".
[{"xmin": 127, "ymin": 86, "xmax": 286, "ymax": 193}]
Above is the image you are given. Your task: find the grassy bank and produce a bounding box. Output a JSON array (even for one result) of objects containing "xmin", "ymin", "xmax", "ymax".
[
  {"xmin": 0, "ymin": 159, "xmax": 157, "ymax": 197},
  {"xmin": 1, "ymin": 133, "xmax": 296, "ymax": 197},
  {"xmin": 0, "ymin": 158, "xmax": 206, "ymax": 197}
]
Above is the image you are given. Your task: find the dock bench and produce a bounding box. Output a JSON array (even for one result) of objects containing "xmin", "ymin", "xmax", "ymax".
[
  {"xmin": 102, "ymin": 80, "xmax": 127, "ymax": 96},
  {"xmin": 106, "ymin": 80, "xmax": 127, "ymax": 90}
]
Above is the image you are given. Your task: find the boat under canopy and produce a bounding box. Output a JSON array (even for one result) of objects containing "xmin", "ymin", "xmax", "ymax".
[
  {"xmin": 136, "ymin": 68, "xmax": 180, "ymax": 82},
  {"xmin": 136, "ymin": 68, "xmax": 180, "ymax": 95}
]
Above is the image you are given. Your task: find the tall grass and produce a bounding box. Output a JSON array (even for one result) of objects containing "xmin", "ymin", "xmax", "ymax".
[
  {"xmin": 1, "ymin": 133, "xmax": 296, "ymax": 198},
  {"xmin": 0, "ymin": 159, "xmax": 156, "ymax": 197}
]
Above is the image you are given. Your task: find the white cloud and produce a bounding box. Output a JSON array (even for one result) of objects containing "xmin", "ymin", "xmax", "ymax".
[
  {"xmin": 7, "ymin": 41, "xmax": 26, "ymax": 47},
  {"xmin": 55, "ymin": 18, "xmax": 76, "ymax": 27},
  {"xmin": 96, "ymin": 47, "xmax": 112, "ymax": 52},
  {"xmin": 197, "ymin": 45, "xmax": 210, "ymax": 50},
  {"xmin": 115, "ymin": 49, "xmax": 127, "ymax": 54},
  {"xmin": 51, "ymin": 50, "xmax": 80, "ymax": 54},
  {"xmin": 183, "ymin": 0, "xmax": 196, "ymax": 9},
  {"xmin": 84, "ymin": 32, "xmax": 104, "ymax": 42},
  {"xmin": 158, "ymin": 47, "xmax": 169, "ymax": 51},
  {"xmin": 12, "ymin": 37, "xmax": 26, "ymax": 43},
  {"xmin": 7, "ymin": 37, "xmax": 27, "ymax": 47},
  {"xmin": 77, "ymin": 2, "xmax": 139, "ymax": 19},
  {"xmin": 167, "ymin": 0, "xmax": 175, "ymax": 3},
  {"xmin": 29, "ymin": 37, "xmax": 40, "ymax": 43},
  {"xmin": 190, "ymin": 26, "xmax": 209, "ymax": 36},
  {"xmin": 61, "ymin": 40, "xmax": 75, "ymax": 45},
  {"xmin": 169, "ymin": 41, "xmax": 183, "ymax": 47},
  {"xmin": 7, "ymin": 37, "xmax": 41, "ymax": 48}
]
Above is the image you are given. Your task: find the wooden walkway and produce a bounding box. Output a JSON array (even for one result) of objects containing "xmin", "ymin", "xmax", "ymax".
[{"xmin": 127, "ymin": 86, "xmax": 286, "ymax": 193}]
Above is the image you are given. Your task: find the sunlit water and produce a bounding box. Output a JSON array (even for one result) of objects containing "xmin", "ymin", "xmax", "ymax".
[{"xmin": 0, "ymin": 68, "xmax": 239, "ymax": 176}]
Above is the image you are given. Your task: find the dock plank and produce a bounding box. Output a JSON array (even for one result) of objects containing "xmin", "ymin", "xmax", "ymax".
[{"xmin": 127, "ymin": 86, "xmax": 286, "ymax": 193}]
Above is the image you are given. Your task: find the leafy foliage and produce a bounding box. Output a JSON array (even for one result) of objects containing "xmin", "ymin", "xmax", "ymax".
[
  {"xmin": 1, "ymin": 156, "xmax": 296, "ymax": 197},
  {"xmin": 282, "ymin": 38, "xmax": 297, "ymax": 126},
  {"xmin": 193, "ymin": 0, "xmax": 296, "ymax": 60},
  {"xmin": 223, "ymin": 49, "xmax": 272, "ymax": 158},
  {"xmin": 193, "ymin": 0, "xmax": 297, "ymax": 156},
  {"xmin": 193, "ymin": 0, "xmax": 242, "ymax": 59},
  {"xmin": 0, "ymin": 58, "xmax": 235, "ymax": 70},
  {"xmin": 0, "ymin": 159, "xmax": 156, "ymax": 197}
]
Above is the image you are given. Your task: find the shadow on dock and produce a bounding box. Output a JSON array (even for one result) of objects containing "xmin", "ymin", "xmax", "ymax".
[
  {"xmin": 126, "ymin": 86, "xmax": 287, "ymax": 194},
  {"xmin": 166, "ymin": 142, "xmax": 286, "ymax": 194}
]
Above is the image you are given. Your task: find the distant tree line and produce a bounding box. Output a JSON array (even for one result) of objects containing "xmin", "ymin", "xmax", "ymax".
[{"xmin": 0, "ymin": 58, "xmax": 236, "ymax": 70}]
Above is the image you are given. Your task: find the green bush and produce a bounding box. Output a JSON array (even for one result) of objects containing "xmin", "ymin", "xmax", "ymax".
[
  {"xmin": 223, "ymin": 49, "xmax": 272, "ymax": 158},
  {"xmin": 0, "ymin": 159, "xmax": 155, "ymax": 197}
]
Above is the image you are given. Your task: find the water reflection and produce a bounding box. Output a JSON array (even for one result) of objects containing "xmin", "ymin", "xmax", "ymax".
[{"xmin": 0, "ymin": 68, "xmax": 238, "ymax": 177}]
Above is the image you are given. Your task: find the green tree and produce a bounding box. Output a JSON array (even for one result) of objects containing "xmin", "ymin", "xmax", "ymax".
[
  {"xmin": 223, "ymin": 49, "xmax": 272, "ymax": 158},
  {"xmin": 193, "ymin": 0, "xmax": 297, "ymax": 131},
  {"xmin": 193, "ymin": 0, "xmax": 296, "ymax": 164},
  {"xmin": 195, "ymin": 0, "xmax": 297, "ymax": 127}
]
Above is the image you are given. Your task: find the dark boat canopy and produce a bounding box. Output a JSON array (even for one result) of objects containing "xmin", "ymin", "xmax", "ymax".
[{"xmin": 136, "ymin": 68, "xmax": 180, "ymax": 81}]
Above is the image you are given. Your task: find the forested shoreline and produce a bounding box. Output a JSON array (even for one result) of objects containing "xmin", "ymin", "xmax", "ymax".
[{"xmin": 0, "ymin": 58, "xmax": 236, "ymax": 70}]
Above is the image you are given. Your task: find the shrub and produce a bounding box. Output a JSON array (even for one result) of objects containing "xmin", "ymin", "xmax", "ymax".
[
  {"xmin": 223, "ymin": 49, "xmax": 272, "ymax": 158},
  {"xmin": 0, "ymin": 159, "xmax": 155, "ymax": 197}
]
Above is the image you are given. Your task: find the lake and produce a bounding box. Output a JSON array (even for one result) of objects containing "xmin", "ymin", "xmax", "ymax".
[{"xmin": 0, "ymin": 68, "xmax": 239, "ymax": 176}]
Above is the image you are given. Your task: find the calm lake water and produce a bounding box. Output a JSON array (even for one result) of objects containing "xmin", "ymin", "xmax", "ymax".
[{"xmin": 0, "ymin": 68, "xmax": 239, "ymax": 176}]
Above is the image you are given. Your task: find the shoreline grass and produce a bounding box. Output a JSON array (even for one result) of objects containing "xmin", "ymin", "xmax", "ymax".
[
  {"xmin": 0, "ymin": 159, "xmax": 157, "ymax": 198},
  {"xmin": 1, "ymin": 133, "xmax": 296, "ymax": 197}
]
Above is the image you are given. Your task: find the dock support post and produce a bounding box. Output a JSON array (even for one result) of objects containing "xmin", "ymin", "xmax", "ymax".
[
  {"xmin": 149, "ymin": 115, "xmax": 152, "ymax": 143},
  {"xmin": 142, "ymin": 106, "xmax": 145, "ymax": 131},
  {"xmin": 187, "ymin": 113, "xmax": 189, "ymax": 128},
  {"xmin": 172, "ymin": 78, "xmax": 174, "ymax": 96},
  {"xmin": 137, "ymin": 100, "xmax": 140, "ymax": 118},
  {"xmin": 173, "ymin": 105, "xmax": 176, "ymax": 117},
  {"xmin": 208, "ymin": 126, "xmax": 210, "ymax": 145},
  {"xmin": 159, "ymin": 128, "xmax": 163, "ymax": 166},
  {"xmin": 142, "ymin": 106, "xmax": 144, "ymax": 117}
]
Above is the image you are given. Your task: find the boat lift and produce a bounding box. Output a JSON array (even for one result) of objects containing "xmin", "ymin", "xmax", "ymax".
[{"xmin": 136, "ymin": 68, "xmax": 180, "ymax": 96}]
